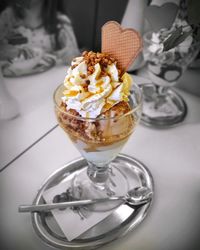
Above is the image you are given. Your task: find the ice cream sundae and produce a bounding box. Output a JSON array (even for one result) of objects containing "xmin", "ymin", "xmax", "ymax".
[
  {"xmin": 54, "ymin": 21, "xmax": 142, "ymax": 205},
  {"xmin": 143, "ymin": 19, "xmax": 197, "ymax": 87},
  {"xmin": 141, "ymin": 18, "xmax": 199, "ymax": 127},
  {"xmin": 55, "ymin": 50, "xmax": 139, "ymax": 165}
]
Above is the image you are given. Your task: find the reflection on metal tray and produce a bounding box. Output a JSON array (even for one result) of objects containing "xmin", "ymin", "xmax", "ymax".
[
  {"xmin": 2, "ymin": 54, "xmax": 56, "ymax": 77},
  {"xmin": 31, "ymin": 154, "xmax": 154, "ymax": 250}
]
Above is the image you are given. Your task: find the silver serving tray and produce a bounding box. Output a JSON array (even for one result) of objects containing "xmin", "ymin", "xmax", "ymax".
[
  {"xmin": 141, "ymin": 86, "xmax": 187, "ymax": 128},
  {"xmin": 31, "ymin": 154, "xmax": 154, "ymax": 249}
]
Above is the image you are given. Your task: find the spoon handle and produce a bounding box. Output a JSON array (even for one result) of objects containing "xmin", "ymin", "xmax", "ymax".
[{"xmin": 18, "ymin": 196, "xmax": 124, "ymax": 213}]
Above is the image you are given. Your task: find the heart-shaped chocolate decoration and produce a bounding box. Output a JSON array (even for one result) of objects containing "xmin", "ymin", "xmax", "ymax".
[{"xmin": 101, "ymin": 21, "xmax": 142, "ymax": 71}]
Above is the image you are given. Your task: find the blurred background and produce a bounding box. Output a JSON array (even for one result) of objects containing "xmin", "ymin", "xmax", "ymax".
[{"xmin": 0, "ymin": 1, "xmax": 200, "ymax": 250}]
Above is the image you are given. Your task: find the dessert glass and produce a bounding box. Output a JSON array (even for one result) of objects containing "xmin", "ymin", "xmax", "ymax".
[
  {"xmin": 142, "ymin": 31, "xmax": 200, "ymax": 127},
  {"xmin": 54, "ymin": 82, "xmax": 142, "ymax": 211}
]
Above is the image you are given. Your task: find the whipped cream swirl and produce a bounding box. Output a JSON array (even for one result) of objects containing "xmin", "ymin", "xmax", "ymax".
[{"xmin": 62, "ymin": 55, "xmax": 131, "ymax": 118}]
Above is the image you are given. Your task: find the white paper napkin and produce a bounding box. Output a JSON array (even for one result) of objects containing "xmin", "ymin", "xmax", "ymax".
[{"xmin": 43, "ymin": 177, "xmax": 115, "ymax": 241}]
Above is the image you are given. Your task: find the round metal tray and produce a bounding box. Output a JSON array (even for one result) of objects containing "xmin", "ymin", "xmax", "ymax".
[
  {"xmin": 141, "ymin": 86, "xmax": 187, "ymax": 129},
  {"xmin": 31, "ymin": 154, "xmax": 154, "ymax": 249}
]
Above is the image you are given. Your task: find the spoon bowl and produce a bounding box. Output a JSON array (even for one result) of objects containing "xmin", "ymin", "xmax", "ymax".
[{"xmin": 125, "ymin": 186, "xmax": 153, "ymax": 206}]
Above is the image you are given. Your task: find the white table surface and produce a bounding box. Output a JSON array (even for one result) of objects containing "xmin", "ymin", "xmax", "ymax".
[
  {"xmin": 0, "ymin": 66, "xmax": 200, "ymax": 250},
  {"xmin": 0, "ymin": 65, "xmax": 66, "ymax": 169}
]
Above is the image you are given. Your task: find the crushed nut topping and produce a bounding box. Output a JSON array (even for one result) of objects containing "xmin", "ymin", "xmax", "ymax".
[{"xmin": 81, "ymin": 50, "xmax": 121, "ymax": 76}]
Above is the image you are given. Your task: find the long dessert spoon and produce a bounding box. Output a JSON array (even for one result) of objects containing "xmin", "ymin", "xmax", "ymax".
[{"xmin": 18, "ymin": 186, "xmax": 153, "ymax": 213}]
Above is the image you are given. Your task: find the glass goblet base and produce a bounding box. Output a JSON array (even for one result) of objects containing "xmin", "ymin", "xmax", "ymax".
[
  {"xmin": 70, "ymin": 160, "xmax": 130, "ymax": 212},
  {"xmin": 141, "ymin": 84, "xmax": 187, "ymax": 128}
]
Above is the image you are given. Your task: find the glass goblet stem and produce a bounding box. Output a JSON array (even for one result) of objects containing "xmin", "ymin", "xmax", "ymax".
[
  {"xmin": 153, "ymin": 85, "xmax": 169, "ymax": 109},
  {"xmin": 87, "ymin": 162, "xmax": 110, "ymax": 188},
  {"xmin": 157, "ymin": 86, "xmax": 169, "ymax": 96}
]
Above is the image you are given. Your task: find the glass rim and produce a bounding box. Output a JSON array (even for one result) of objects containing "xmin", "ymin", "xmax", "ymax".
[
  {"xmin": 143, "ymin": 30, "xmax": 200, "ymax": 47},
  {"xmin": 53, "ymin": 83, "xmax": 143, "ymax": 122}
]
